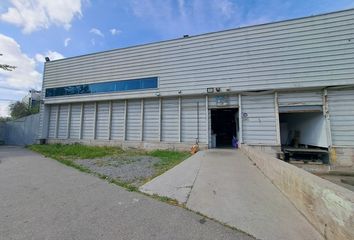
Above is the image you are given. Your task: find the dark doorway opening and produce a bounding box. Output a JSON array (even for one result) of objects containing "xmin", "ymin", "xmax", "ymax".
[{"xmin": 211, "ymin": 108, "xmax": 238, "ymax": 148}]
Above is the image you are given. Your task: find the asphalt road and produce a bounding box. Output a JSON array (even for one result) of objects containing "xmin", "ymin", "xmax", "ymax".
[{"xmin": 0, "ymin": 146, "xmax": 253, "ymax": 240}]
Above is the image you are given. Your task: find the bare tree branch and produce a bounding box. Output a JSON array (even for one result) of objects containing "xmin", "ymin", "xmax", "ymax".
[{"xmin": 0, "ymin": 53, "xmax": 16, "ymax": 71}]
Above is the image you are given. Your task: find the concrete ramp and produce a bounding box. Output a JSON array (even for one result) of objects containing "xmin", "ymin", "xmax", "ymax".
[{"xmin": 141, "ymin": 149, "xmax": 323, "ymax": 240}]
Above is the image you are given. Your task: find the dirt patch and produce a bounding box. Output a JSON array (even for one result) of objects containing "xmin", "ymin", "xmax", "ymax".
[{"xmin": 76, "ymin": 155, "xmax": 160, "ymax": 186}]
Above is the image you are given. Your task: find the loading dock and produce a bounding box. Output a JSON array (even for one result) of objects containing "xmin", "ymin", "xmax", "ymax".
[
  {"xmin": 279, "ymin": 109, "xmax": 329, "ymax": 163},
  {"xmin": 210, "ymin": 108, "xmax": 239, "ymax": 148}
]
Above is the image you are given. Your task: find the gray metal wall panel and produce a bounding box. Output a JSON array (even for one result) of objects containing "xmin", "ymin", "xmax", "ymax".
[
  {"xmin": 69, "ymin": 104, "xmax": 81, "ymax": 139},
  {"xmin": 57, "ymin": 104, "xmax": 69, "ymax": 139},
  {"xmin": 161, "ymin": 98, "xmax": 179, "ymax": 142},
  {"xmin": 328, "ymin": 89, "xmax": 354, "ymax": 146},
  {"xmin": 96, "ymin": 102, "xmax": 110, "ymax": 140},
  {"xmin": 38, "ymin": 102, "xmax": 44, "ymax": 138},
  {"xmin": 43, "ymin": 10, "xmax": 354, "ymax": 103},
  {"xmin": 82, "ymin": 103, "xmax": 95, "ymax": 139},
  {"xmin": 242, "ymin": 94, "xmax": 277, "ymax": 145},
  {"xmin": 143, "ymin": 98, "xmax": 159, "ymax": 141},
  {"xmin": 111, "ymin": 101, "xmax": 125, "ymax": 140},
  {"xmin": 4, "ymin": 114, "xmax": 40, "ymax": 145},
  {"xmin": 181, "ymin": 97, "xmax": 207, "ymax": 143},
  {"xmin": 48, "ymin": 105, "xmax": 58, "ymax": 138},
  {"xmin": 278, "ymin": 91, "xmax": 323, "ymax": 106},
  {"xmin": 126, "ymin": 100, "xmax": 141, "ymax": 141}
]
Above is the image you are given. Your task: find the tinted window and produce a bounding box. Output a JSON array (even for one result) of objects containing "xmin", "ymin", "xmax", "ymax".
[{"xmin": 45, "ymin": 77, "xmax": 158, "ymax": 97}]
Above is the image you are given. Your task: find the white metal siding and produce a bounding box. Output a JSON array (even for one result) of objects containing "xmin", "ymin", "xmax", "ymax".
[
  {"xmin": 96, "ymin": 102, "xmax": 110, "ymax": 140},
  {"xmin": 111, "ymin": 101, "xmax": 125, "ymax": 140},
  {"xmin": 44, "ymin": 10, "xmax": 354, "ymax": 104},
  {"xmin": 82, "ymin": 103, "xmax": 95, "ymax": 139},
  {"xmin": 57, "ymin": 104, "xmax": 68, "ymax": 139},
  {"xmin": 38, "ymin": 102, "xmax": 45, "ymax": 138},
  {"xmin": 328, "ymin": 88, "xmax": 354, "ymax": 146},
  {"xmin": 143, "ymin": 98, "xmax": 159, "ymax": 141},
  {"xmin": 48, "ymin": 105, "xmax": 58, "ymax": 138},
  {"xmin": 208, "ymin": 94, "xmax": 238, "ymax": 108},
  {"xmin": 181, "ymin": 97, "xmax": 207, "ymax": 143},
  {"xmin": 126, "ymin": 100, "xmax": 141, "ymax": 141},
  {"xmin": 278, "ymin": 91, "xmax": 323, "ymax": 106},
  {"xmin": 242, "ymin": 94, "xmax": 277, "ymax": 145},
  {"xmin": 69, "ymin": 104, "xmax": 81, "ymax": 139},
  {"xmin": 162, "ymin": 98, "xmax": 179, "ymax": 142}
]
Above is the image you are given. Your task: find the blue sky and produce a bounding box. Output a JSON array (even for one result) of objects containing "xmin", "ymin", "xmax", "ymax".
[{"xmin": 0, "ymin": 0, "xmax": 353, "ymax": 116}]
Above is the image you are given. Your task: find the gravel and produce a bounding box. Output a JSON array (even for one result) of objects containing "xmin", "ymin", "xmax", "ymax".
[{"xmin": 76, "ymin": 155, "xmax": 160, "ymax": 185}]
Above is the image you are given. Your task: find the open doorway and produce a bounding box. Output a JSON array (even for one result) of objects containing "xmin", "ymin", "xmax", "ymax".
[
  {"xmin": 211, "ymin": 108, "xmax": 239, "ymax": 148},
  {"xmin": 279, "ymin": 111, "xmax": 329, "ymax": 163}
]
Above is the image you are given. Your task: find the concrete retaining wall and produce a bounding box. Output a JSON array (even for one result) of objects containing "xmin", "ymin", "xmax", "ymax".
[
  {"xmin": 331, "ymin": 147, "xmax": 354, "ymax": 169},
  {"xmin": 240, "ymin": 144, "xmax": 354, "ymax": 240}
]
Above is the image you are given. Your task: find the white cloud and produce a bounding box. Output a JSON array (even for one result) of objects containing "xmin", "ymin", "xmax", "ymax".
[
  {"xmin": 110, "ymin": 28, "xmax": 121, "ymax": 36},
  {"xmin": 214, "ymin": 0, "xmax": 235, "ymax": 19},
  {"xmin": 0, "ymin": 34, "xmax": 42, "ymax": 116},
  {"xmin": 35, "ymin": 51, "xmax": 64, "ymax": 63},
  {"xmin": 91, "ymin": 38, "xmax": 95, "ymax": 46},
  {"xmin": 90, "ymin": 28, "xmax": 104, "ymax": 37},
  {"xmin": 129, "ymin": 0, "xmax": 240, "ymax": 37},
  {"xmin": 0, "ymin": 0, "xmax": 84, "ymax": 33},
  {"xmin": 64, "ymin": 37, "xmax": 71, "ymax": 47},
  {"xmin": 0, "ymin": 101, "xmax": 11, "ymax": 117}
]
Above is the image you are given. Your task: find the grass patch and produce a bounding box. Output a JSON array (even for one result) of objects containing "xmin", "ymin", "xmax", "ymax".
[
  {"xmin": 28, "ymin": 143, "xmax": 123, "ymax": 160},
  {"xmin": 148, "ymin": 150, "xmax": 190, "ymax": 176},
  {"xmin": 28, "ymin": 144, "xmax": 190, "ymax": 192}
]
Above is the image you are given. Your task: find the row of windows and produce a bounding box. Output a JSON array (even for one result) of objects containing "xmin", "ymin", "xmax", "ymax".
[{"xmin": 45, "ymin": 77, "xmax": 158, "ymax": 97}]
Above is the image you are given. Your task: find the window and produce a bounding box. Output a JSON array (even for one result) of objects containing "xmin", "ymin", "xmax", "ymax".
[{"xmin": 45, "ymin": 77, "xmax": 158, "ymax": 97}]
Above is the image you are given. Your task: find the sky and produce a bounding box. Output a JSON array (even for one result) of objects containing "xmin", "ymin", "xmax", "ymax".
[{"xmin": 0, "ymin": 0, "xmax": 353, "ymax": 117}]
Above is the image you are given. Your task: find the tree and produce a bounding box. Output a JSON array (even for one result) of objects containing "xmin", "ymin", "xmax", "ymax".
[
  {"xmin": 9, "ymin": 101, "xmax": 31, "ymax": 119},
  {"xmin": 0, "ymin": 116, "xmax": 11, "ymax": 122},
  {"xmin": 0, "ymin": 53, "xmax": 16, "ymax": 71}
]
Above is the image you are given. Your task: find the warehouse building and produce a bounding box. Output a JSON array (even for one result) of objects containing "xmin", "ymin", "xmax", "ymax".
[{"xmin": 39, "ymin": 9, "xmax": 354, "ymax": 168}]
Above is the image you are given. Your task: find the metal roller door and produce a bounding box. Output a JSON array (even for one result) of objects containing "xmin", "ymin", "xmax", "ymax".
[
  {"xmin": 242, "ymin": 94, "xmax": 277, "ymax": 145},
  {"xmin": 328, "ymin": 88, "xmax": 354, "ymax": 146}
]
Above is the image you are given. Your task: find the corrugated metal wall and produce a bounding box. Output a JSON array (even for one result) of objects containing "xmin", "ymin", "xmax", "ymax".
[
  {"xmin": 181, "ymin": 97, "xmax": 207, "ymax": 143},
  {"xmin": 46, "ymin": 96, "xmax": 208, "ymax": 145},
  {"xmin": 57, "ymin": 104, "xmax": 68, "ymax": 139},
  {"xmin": 126, "ymin": 100, "xmax": 141, "ymax": 141},
  {"xmin": 208, "ymin": 95, "xmax": 238, "ymax": 108},
  {"xmin": 96, "ymin": 102, "xmax": 110, "ymax": 140},
  {"xmin": 82, "ymin": 103, "xmax": 95, "ymax": 139},
  {"xmin": 278, "ymin": 91, "xmax": 323, "ymax": 106},
  {"xmin": 69, "ymin": 104, "xmax": 81, "ymax": 139},
  {"xmin": 44, "ymin": 10, "xmax": 354, "ymax": 104},
  {"xmin": 241, "ymin": 94, "xmax": 277, "ymax": 145},
  {"xmin": 48, "ymin": 105, "xmax": 57, "ymax": 138},
  {"xmin": 45, "ymin": 90, "xmax": 354, "ymax": 150},
  {"xmin": 111, "ymin": 101, "xmax": 125, "ymax": 140},
  {"xmin": 328, "ymin": 88, "xmax": 354, "ymax": 147},
  {"xmin": 143, "ymin": 98, "xmax": 160, "ymax": 141},
  {"xmin": 161, "ymin": 98, "xmax": 179, "ymax": 142},
  {"xmin": 3, "ymin": 114, "xmax": 40, "ymax": 145}
]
